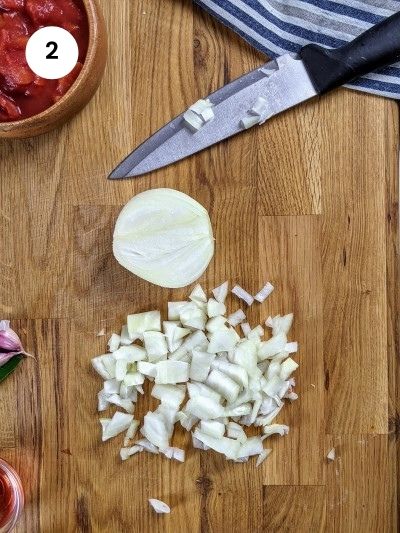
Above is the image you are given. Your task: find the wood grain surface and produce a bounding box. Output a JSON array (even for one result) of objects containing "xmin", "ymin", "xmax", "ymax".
[{"xmin": 0, "ymin": 1, "xmax": 399, "ymax": 532}]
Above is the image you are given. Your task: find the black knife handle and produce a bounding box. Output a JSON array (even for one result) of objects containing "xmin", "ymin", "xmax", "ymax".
[{"xmin": 300, "ymin": 11, "xmax": 400, "ymax": 94}]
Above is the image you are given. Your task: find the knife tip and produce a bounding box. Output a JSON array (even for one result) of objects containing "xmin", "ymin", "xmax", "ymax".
[
  {"xmin": 108, "ymin": 165, "xmax": 148, "ymax": 179},
  {"xmin": 108, "ymin": 168, "xmax": 127, "ymax": 180}
]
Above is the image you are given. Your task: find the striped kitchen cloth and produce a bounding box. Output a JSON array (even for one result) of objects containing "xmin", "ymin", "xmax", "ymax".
[{"xmin": 194, "ymin": 0, "xmax": 400, "ymax": 99}]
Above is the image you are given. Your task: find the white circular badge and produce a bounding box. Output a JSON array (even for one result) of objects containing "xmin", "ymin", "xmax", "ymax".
[{"xmin": 26, "ymin": 26, "xmax": 79, "ymax": 80}]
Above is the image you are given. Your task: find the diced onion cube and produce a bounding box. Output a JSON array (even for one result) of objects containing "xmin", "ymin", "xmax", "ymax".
[
  {"xmin": 151, "ymin": 384, "xmax": 186, "ymax": 408},
  {"xmin": 285, "ymin": 342, "xmax": 298, "ymax": 354},
  {"xmin": 143, "ymin": 331, "xmax": 168, "ymax": 362},
  {"xmin": 208, "ymin": 328, "xmax": 238, "ymax": 353},
  {"xmin": 206, "ymin": 316, "xmax": 227, "ymax": 333},
  {"xmin": 127, "ymin": 311, "xmax": 161, "ymax": 337},
  {"xmin": 262, "ymin": 424, "xmax": 289, "ymax": 437},
  {"xmin": 183, "ymin": 109, "xmax": 204, "ymax": 132},
  {"xmin": 189, "ymin": 284, "xmax": 207, "ymax": 303},
  {"xmin": 240, "ymin": 115, "xmax": 260, "ymax": 129},
  {"xmin": 205, "ymin": 369, "xmax": 240, "ymax": 403},
  {"xmin": 168, "ymin": 302, "xmax": 188, "ymax": 320},
  {"xmin": 254, "ymin": 282, "xmax": 274, "ymax": 303},
  {"xmin": 193, "ymin": 429, "xmax": 241, "ymax": 460},
  {"xmin": 113, "ymin": 345, "xmax": 147, "ymax": 362},
  {"xmin": 101, "ymin": 412, "xmax": 134, "ymax": 441},
  {"xmin": 250, "ymin": 96, "xmax": 267, "ymax": 116},
  {"xmin": 256, "ymin": 449, "xmax": 272, "ymax": 467},
  {"xmin": 212, "ymin": 281, "xmax": 228, "ymax": 303},
  {"xmin": 120, "ymin": 444, "xmax": 142, "ymax": 461},
  {"xmin": 186, "ymin": 396, "xmax": 225, "ymax": 420},
  {"xmin": 227, "ymin": 309, "xmax": 246, "ymax": 327},
  {"xmin": 327, "ymin": 448, "xmax": 336, "ymax": 461},
  {"xmin": 190, "ymin": 350, "xmax": 216, "ymax": 382},
  {"xmin": 280, "ymin": 357, "xmax": 299, "ymax": 380},
  {"xmin": 258, "ymin": 333, "xmax": 287, "ymax": 361},
  {"xmin": 120, "ymin": 325, "xmax": 133, "ymax": 345},
  {"xmin": 155, "ymin": 360, "xmax": 189, "ymax": 384},
  {"xmin": 200, "ymin": 420, "xmax": 225, "ymax": 438},
  {"xmin": 148, "ymin": 499, "xmax": 171, "ymax": 514},
  {"xmin": 107, "ymin": 333, "xmax": 120, "ymax": 352},
  {"xmin": 232, "ymin": 285, "xmax": 254, "ymax": 306},
  {"xmin": 207, "ymin": 298, "xmax": 226, "ymax": 318},
  {"xmin": 137, "ymin": 361, "xmax": 157, "ymax": 378},
  {"xmin": 240, "ymin": 322, "xmax": 251, "ymax": 336}
]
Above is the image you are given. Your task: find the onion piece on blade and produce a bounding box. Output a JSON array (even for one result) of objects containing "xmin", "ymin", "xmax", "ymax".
[
  {"xmin": 183, "ymin": 109, "xmax": 204, "ymax": 132},
  {"xmin": 240, "ymin": 115, "xmax": 260, "ymax": 129}
]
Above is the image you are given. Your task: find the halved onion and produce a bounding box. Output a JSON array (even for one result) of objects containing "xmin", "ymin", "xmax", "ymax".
[{"xmin": 113, "ymin": 189, "xmax": 214, "ymax": 288}]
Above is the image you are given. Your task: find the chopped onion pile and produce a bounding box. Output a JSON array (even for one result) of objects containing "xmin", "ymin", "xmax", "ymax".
[
  {"xmin": 91, "ymin": 283, "xmax": 299, "ymax": 465},
  {"xmin": 183, "ymin": 99, "xmax": 215, "ymax": 132}
]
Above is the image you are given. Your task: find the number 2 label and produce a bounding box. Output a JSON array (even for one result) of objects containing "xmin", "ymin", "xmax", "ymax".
[
  {"xmin": 46, "ymin": 41, "xmax": 59, "ymax": 59},
  {"xmin": 26, "ymin": 27, "xmax": 79, "ymax": 80}
]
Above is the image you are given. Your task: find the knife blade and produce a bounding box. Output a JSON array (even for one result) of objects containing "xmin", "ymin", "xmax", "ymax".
[
  {"xmin": 109, "ymin": 11, "xmax": 400, "ymax": 179},
  {"xmin": 109, "ymin": 54, "xmax": 315, "ymax": 179}
]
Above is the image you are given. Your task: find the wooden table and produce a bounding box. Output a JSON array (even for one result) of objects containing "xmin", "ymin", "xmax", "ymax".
[{"xmin": 0, "ymin": 1, "xmax": 398, "ymax": 531}]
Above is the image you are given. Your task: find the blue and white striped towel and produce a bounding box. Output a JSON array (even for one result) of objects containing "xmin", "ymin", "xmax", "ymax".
[{"xmin": 194, "ymin": 0, "xmax": 400, "ymax": 99}]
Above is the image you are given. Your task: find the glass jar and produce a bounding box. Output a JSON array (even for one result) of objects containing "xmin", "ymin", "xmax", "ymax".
[{"xmin": 0, "ymin": 459, "xmax": 24, "ymax": 533}]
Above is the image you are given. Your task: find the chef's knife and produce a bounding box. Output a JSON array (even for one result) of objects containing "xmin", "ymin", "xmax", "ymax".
[{"xmin": 109, "ymin": 11, "xmax": 400, "ymax": 179}]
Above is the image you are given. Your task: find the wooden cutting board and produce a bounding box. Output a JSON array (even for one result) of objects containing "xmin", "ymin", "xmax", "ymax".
[{"xmin": 0, "ymin": 1, "xmax": 398, "ymax": 531}]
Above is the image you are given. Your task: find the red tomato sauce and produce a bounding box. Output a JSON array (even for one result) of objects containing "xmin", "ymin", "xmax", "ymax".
[
  {"xmin": 0, "ymin": 0, "xmax": 89, "ymax": 122},
  {"xmin": 0, "ymin": 470, "xmax": 13, "ymax": 527}
]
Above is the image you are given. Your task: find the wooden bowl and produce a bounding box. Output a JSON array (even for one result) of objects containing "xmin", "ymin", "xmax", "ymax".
[{"xmin": 0, "ymin": 0, "xmax": 107, "ymax": 139}]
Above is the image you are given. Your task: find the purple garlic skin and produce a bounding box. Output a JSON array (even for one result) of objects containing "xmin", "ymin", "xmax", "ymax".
[{"xmin": 0, "ymin": 320, "xmax": 24, "ymax": 367}]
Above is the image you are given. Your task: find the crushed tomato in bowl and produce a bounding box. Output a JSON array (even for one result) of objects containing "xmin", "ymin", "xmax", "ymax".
[{"xmin": 0, "ymin": 0, "xmax": 89, "ymax": 122}]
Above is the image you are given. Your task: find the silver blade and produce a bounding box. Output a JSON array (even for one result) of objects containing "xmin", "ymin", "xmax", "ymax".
[{"xmin": 109, "ymin": 54, "xmax": 316, "ymax": 179}]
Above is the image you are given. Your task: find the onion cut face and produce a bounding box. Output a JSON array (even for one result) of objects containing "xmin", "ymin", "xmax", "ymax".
[
  {"xmin": 92, "ymin": 283, "xmax": 299, "ymax": 467},
  {"xmin": 113, "ymin": 189, "xmax": 214, "ymax": 288}
]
